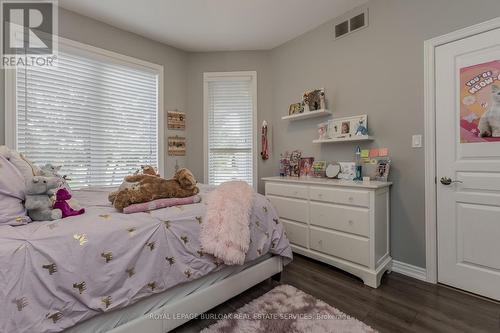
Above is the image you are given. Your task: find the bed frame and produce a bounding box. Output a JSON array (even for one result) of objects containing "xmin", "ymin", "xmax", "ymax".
[{"xmin": 101, "ymin": 255, "xmax": 283, "ymax": 333}]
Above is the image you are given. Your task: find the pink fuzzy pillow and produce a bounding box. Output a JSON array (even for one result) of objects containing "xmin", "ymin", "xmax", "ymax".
[{"xmin": 122, "ymin": 195, "xmax": 201, "ymax": 214}]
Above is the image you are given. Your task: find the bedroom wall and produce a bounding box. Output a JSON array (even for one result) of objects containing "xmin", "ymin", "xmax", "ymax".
[
  {"xmin": 185, "ymin": 0, "xmax": 500, "ymax": 268},
  {"xmin": 185, "ymin": 51, "xmax": 274, "ymax": 193},
  {"xmin": 0, "ymin": 8, "xmax": 188, "ymax": 177},
  {"xmin": 268, "ymin": 0, "xmax": 500, "ymax": 268},
  {"xmin": 2, "ymin": 1, "xmax": 500, "ymax": 269}
]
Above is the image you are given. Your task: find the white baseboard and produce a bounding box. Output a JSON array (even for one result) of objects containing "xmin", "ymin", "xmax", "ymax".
[{"xmin": 391, "ymin": 260, "xmax": 427, "ymax": 282}]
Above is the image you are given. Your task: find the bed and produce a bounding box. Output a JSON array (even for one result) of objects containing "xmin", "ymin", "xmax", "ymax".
[{"xmin": 0, "ymin": 184, "xmax": 292, "ymax": 333}]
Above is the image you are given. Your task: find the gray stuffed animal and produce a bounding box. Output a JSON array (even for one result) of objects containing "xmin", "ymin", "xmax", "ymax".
[
  {"xmin": 25, "ymin": 176, "xmax": 62, "ymax": 221},
  {"xmin": 39, "ymin": 163, "xmax": 71, "ymax": 194}
]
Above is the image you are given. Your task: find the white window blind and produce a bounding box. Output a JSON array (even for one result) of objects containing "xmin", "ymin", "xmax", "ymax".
[
  {"xmin": 205, "ymin": 73, "xmax": 256, "ymax": 187},
  {"xmin": 16, "ymin": 47, "xmax": 159, "ymax": 188}
]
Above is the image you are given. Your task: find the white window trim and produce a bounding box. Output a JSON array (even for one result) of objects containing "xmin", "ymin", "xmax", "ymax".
[
  {"xmin": 4, "ymin": 36, "xmax": 165, "ymax": 177},
  {"xmin": 203, "ymin": 71, "xmax": 258, "ymax": 189}
]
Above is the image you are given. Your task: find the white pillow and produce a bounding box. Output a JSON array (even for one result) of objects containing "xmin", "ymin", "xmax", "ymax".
[
  {"xmin": 0, "ymin": 146, "xmax": 39, "ymax": 180},
  {"xmin": 0, "ymin": 155, "xmax": 31, "ymax": 225}
]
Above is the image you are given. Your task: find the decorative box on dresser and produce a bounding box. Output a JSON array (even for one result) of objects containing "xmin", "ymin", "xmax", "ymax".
[{"xmin": 262, "ymin": 176, "xmax": 392, "ymax": 288}]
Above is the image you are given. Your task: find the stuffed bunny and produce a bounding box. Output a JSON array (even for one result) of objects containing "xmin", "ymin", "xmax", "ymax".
[{"xmin": 25, "ymin": 176, "xmax": 62, "ymax": 221}]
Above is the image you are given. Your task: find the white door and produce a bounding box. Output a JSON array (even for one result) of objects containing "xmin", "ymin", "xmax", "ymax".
[{"xmin": 436, "ymin": 26, "xmax": 500, "ymax": 301}]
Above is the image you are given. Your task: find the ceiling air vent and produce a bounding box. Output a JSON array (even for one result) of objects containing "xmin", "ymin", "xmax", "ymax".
[{"xmin": 334, "ymin": 7, "xmax": 368, "ymax": 40}]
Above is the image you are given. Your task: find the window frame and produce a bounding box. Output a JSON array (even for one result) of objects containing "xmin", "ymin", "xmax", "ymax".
[
  {"xmin": 203, "ymin": 71, "xmax": 258, "ymax": 189},
  {"xmin": 4, "ymin": 36, "xmax": 165, "ymax": 179}
]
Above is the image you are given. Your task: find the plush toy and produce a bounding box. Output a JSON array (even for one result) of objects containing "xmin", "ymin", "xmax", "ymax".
[
  {"xmin": 112, "ymin": 168, "xmax": 199, "ymax": 211},
  {"xmin": 53, "ymin": 188, "xmax": 85, "ymax": 218},
  {"xmin": 39, "ymin": 163, "xmax": 71, "ymax": 193},
  {"xmin": 0, "ymin": 146, "xmax": 40, "ymax": 180},
  {"xmin": 25, "ymin": 176, "xmax": 62, "ymax": 221},
  {"xmin": 108, "ymin": 165, "xmax": 159, "ymax": 204}
]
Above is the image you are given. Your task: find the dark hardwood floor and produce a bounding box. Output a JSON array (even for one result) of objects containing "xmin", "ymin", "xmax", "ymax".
[{"xmin": 174, "ymin": 254, "xmax": 500, "ymax": 332}]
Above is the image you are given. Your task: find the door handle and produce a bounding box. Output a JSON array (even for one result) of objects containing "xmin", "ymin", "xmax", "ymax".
[{"xmin": 440, "ymin": 177, "xmax": 463, "ymax": 185}]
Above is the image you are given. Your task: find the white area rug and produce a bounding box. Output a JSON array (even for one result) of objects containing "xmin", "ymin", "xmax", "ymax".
[{"xmin": 201, "ymin": 284, "xmax": 376, "ymax": 333}]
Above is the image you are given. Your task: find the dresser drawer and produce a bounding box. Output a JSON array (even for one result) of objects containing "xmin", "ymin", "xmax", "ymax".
[
  {"xmin": 310, "ymin": 227, "xmax": 369, "ymax": 266},
  {"xmin": 281, "ymin": 219, "xmax": 308, "ymax": 248},
  {"xmin": 309, "ymin": 186, "xmax": 370, "ymax": 207},
  {"xmin": 268, "ymin": 196, "xmax": 308, "ymax": 223},
  {"xmin": 265, "ymin": 182, "xmax": 308, "ymax": 199},
  {"xmin": 310, "ymin": 202, "xmax": 369, "ymax": 237}
]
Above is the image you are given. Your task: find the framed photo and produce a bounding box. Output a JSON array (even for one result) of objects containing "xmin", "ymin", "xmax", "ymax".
[
  {"xmin": 288, "ymin": 102, "xmax": 304, "ymax": 115},
  {"xmin": 328, "ymin": 115, "xmax": 368, "ymax": 139},
  {"xmin": 303, "ymin": 88, "xmax": 325, "ymax": 111},
  {"xmin": 288, "ymin": 150, "xmax": 302, "ymax": 177},
  {"xmin": 372, "ymin": 159, "xmax": 391, "ymax": 181},
  {"xmin": 299, "ymin": 157, "xmax": 314, "ymax": 177},
  {"xmin": 311, "ymin": 161, "xmax": 326, "ymax": 178},
  {"xmin": 167, "ymin": 111, "xmax": 186, "ymax": 130},
  {"xmin": 279, "ymin": 152, "xmax": 291, "ymax": 176},
  {"xmin": 167, "ymin": 136, "xmax": 186, "ymax": 156},
  {"xmin": 338, "ymin": 162, "xmax": 356, "ymax": 180}
]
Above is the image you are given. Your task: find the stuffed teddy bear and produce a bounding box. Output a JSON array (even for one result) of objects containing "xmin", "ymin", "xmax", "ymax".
[
  {"xmin": 53, "ymin": 188, "xmax": 85, "ymax": 218},
  {"xmin": 0, "ymin": 146, "xmax": 40, "ymax": 180},
  {"xmin": 112, "ymin": 168, "xmax": 199, "ymax": 211},
  {"xmin": 25, "ymin": 176, "xmax": 62, "ymax": 221},
  {"xmin": 108, "ymin": 165, "xmax": 159, "ymax": 204}
]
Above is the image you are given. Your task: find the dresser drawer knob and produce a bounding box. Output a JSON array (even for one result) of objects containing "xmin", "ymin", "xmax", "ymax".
[
  {"xmin": 348, "ymin": 197, "xmax": 354, "ymax": 201},
  {"xmin": 318, "ymin": 193, "xmax": 323, "ymax": 198}
]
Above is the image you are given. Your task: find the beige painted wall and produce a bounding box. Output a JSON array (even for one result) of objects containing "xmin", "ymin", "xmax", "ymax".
[
  {"xmin": 0, "ymin": 8, "xmax": 188, "ymax": 177},
  {"xmin": 185, "ymin": 0, "xmax": 500, "ymax": 268}
]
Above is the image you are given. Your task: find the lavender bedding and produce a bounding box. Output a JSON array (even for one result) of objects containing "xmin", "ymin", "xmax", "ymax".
[{"xmin": 0, "ymin": 184, "xmax": 292, "ymax": 333}]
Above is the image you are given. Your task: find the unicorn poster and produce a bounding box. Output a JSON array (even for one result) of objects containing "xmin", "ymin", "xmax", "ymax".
[{"xmin": 460, "ymin": 60, "xmax": 500, "ymax": 143}]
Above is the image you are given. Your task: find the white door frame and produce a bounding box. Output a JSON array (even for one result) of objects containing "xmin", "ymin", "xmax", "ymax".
[{"xmin": 424, "ymin": 17, "xmax": 500, "ymax": 284}]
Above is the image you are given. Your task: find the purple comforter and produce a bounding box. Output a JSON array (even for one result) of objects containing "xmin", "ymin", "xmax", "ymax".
[{"xmin": 0, "ymin": 184, "xmax": 292, "ymax": 333}]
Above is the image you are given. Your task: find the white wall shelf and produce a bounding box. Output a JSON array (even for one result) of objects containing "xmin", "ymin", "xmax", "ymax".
[
  {"xmin": 281, "ymin": 109, "xmax": 331, "ymax": 121},
  {"xmin": 313, "ymin": 136, "xmax": 374, "ymax": 144}
]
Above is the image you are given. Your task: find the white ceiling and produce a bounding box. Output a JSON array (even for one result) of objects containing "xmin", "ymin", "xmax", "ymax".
[{"xmin": 59, "ymin": 0, "xmax": 367, "ymax": 52}]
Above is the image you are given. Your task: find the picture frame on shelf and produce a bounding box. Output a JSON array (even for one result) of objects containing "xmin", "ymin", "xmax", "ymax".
[
  {"xmin": 372, "ymin": 159, "xmax": 391, "ymax": 181},
  {"xmin": 299, "ymin": 157, "xmax": 314, "ymax": 177},
  {"xmin": 311, "ymin": 161, "xmax": 326, "ymax": 178},
  {"xmin": 289, "ymin": 150, "xmax": 302, "ymax": 177},
  {"xmin": 328, "ymin": 115, "xmax": 368, "ymax": 139},
  {"xmin": 338, "ymin": 162, "xmax": 356, "ymax": 180},
  {"xmin": 288, "ymin": 102, "xmax": 304, "ymax": 115},
  {"xmin": 279, "ymin": 152, "xmax": 290, "ymax": 176},
  {"xmin": 303, "ymin": 88, "xmax": 325, "ymax": 112}
]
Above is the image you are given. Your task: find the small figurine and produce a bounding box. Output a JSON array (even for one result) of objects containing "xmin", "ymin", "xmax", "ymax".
[
  {"xmin": 355, "ymin": 119, "xmax": 368, "ymax": 136},
  {"xmin": 320, "ymin": 89, "xmax": 326, "ymax": 110}
]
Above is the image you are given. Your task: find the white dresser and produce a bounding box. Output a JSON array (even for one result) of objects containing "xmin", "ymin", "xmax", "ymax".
[{"xmin": 262, "ymin": 176, "xmax": 392, "ymax": 288}]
